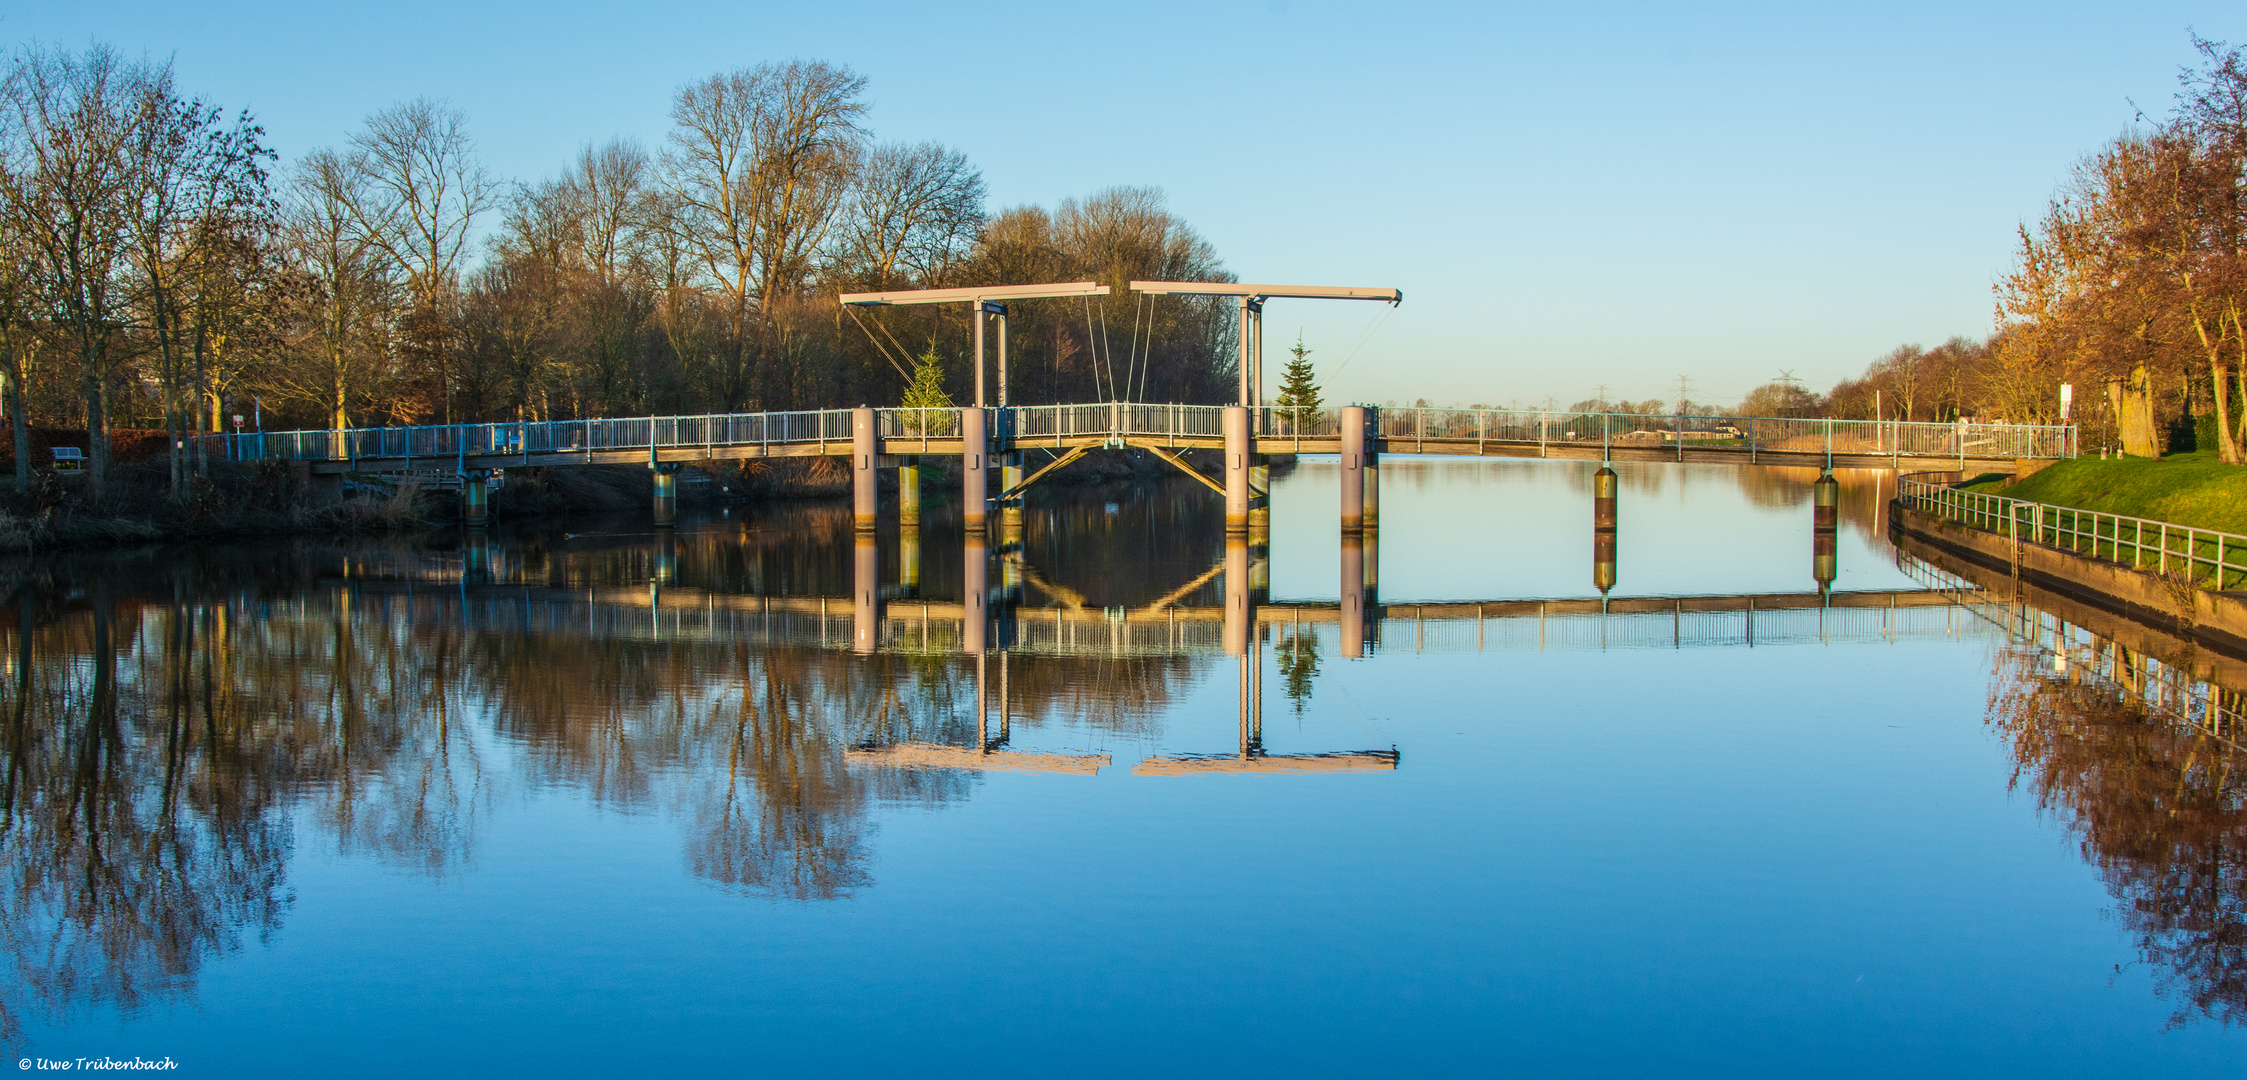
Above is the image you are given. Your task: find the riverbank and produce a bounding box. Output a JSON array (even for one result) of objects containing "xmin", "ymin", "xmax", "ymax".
[{"xmin": 1967, "ymin": 451, "xmax": 2247, "ymax": 533}]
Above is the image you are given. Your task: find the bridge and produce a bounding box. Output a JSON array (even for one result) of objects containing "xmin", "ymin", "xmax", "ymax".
[{"xmin": 221, "ymin": 279, "xmax": 2072, "ymax": 534}]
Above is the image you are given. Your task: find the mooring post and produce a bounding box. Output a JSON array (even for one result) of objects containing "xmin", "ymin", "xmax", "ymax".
[
  {"xmin": 1223, "ymin": 405, "xmax": 1251, "ymax": 534},
  {"xmin": 1813, "ymin": 470, "xmax": 1839, "ymax": 591},
  {"xmin": 853, "ymin": 533, "xmax": 879, "ymax": 655},
  {"xmin": 1340, "ymin": 405, "xmax": 1367, "ymax": 533},
  {"xmin": 961, "ymin": 406, "xmax": 988, "ymax": 533},
  {"xmin": 898, "ymin": 462, "xmax": 920, "ymax": 526},
  {"xmin": 651, "ymin": 463, "xmax": 679, "ymax": 527},
  {"xmin": 461, "ymin": 469, "xmax": 490, "ymax": 528},
  {"xmin": 1341, "ymin": 533, "xmax": 1367, "ymax": 659},
  {"xmin": 852, "ymin": 406, "xmax": 877, "ymax": 533}
]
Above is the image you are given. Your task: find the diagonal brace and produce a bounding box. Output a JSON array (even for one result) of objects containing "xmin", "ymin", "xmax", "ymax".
[
  {"xmin": 1141, "ymin": 445, "xmax": 1225, "ymax": 495},
  {"xmin": 996, "ymin": 445, "xmax": 1091, "ymax": 504}
]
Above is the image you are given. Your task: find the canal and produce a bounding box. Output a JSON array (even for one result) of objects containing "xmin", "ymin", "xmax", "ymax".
[{"xmin": 3, "ymin": 460, "xmax": 2241, "ymax": 1075}]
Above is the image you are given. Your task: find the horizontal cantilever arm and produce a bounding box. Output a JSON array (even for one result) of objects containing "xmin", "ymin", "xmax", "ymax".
[
  {"xmin": 839, "ymin": 281, "xmax": 1112, "ymax": 306},
  {"xmin": 1129, "ymin": 281, "xmax": 1401, "ymax": 303}
]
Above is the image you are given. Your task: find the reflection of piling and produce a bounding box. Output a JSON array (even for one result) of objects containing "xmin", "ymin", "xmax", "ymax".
[
  {"xmin": 1813, "ymin": 471, "xmax": 1839, "ymax": 590},
  {"xmin": 963, "ymin": 532, "xmax": 988, "ymax": 654},
  {"xmin": 1340, "ymin": 405, "xmax": 1368, "ymax": 533},
  {"xmin": 652, "ymin": 464, "xmax": 679, "ymax": 527},
  {"xmin": 461, "ymin": 469, "xmax": 490, "ymax": 528},
  {"xmin": 1224, "ymin": 536, "xmax": 1251, "ymax": 655},
  {"xmin": 962, "ymin": 406, "xmax": 988, "ymax": 534},
  {"xmin": 1593, "ymin": 465, "xmax": 1618, "ymax": 594},
  {"xmin": 1223, "ymin": 406, "xmax": 1250, "ymax": 533},
  {"xmin": 898, "ymin": 463, "xmax": 920, "ymax": 525},
  {"xmin": 652, "ymin": 530, "xmax": 677, "ymax": 588},
  {"xmin": 1341, "ymin": 533, "xmax": 1367, "ymax": 658},
  {"xmin": 462, "ymin": 530, "xmax": 491, "ymax": 584},
  {"xmin": 900, "ymin": 522, "xmax": 920, "ymax": 595},
  {"xmin": 853, "ymin": 535, "xmax": 879, "ymax": 654},
  {"xmin": 852, "ymin": 407, "xmax": 877, "ymax": 533}
]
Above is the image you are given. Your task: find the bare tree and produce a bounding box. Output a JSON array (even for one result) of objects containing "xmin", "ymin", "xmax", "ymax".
[
  {"xmin": 342, "ymin": 98, "xmax": 496, "ymax": 423},
  {"xmin": 0, "ymin": 45, "xmax": 159, "ymax": 498},
  {"xmin": 834, "ymin": 141, "xmax": 984, "ymax": 290},
  {"xmin": 661, "ymin": 61, "xmax": 866, "ymax": 408}
]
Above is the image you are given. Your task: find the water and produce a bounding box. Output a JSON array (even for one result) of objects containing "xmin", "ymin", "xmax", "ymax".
[{"xmin": 4, "ymin": 459, "xmax": 2241, "ymax": 1076}]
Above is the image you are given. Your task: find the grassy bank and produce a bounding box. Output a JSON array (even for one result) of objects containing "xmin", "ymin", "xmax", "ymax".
[{"xmin": 1968, "ymin": 451, "xmax": 2247, "ymax": 534}]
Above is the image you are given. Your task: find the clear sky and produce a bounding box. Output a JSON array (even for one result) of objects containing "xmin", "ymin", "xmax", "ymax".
[{"xmin": 13, "ymin": 2, "xmax": 2243, "ymax": 408}]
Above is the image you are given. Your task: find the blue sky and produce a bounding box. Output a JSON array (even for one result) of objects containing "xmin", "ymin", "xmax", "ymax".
[{"xmin": 14, "ymin": 2, "xmax": 2243, "ymax": 408}]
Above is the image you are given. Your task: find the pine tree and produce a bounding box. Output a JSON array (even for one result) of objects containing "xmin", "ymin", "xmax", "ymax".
[
  {"xmin": 901, "ymin": 341, "xmax": 953, "ymax": 434},
  {"xmin": 1275, "ymin": 333, "xmax": 1322, "ymax": 430}
]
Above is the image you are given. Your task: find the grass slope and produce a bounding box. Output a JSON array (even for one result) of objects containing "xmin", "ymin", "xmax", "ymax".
[{"xmin": 1970, "ymin": 451, "xmax": 2247, "ymax": 534}]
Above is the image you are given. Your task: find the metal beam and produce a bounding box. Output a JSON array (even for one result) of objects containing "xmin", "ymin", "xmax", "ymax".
[
  {"xmin": 840, "ymin": 282, "xmax": 1112, "ymax": 306},
  {"xmin": 1130, "ymin": 281, "xmax": 1401, "ymax": 303}
]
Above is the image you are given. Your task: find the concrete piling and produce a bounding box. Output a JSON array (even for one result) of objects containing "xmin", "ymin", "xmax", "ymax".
[
  {"xmin": 461, "ymin": 470, "xmax": 489, "ymax": 528},
  {"xmin": 898, "ymin": 463, "xmax": 920, "ymax": 526},
  {"xmin": 962, "ymin": 407, "xmax": 988, "ymax": 534},
  {"xmin": 1340, "ymin": 405, "xmax": 1368, "ymax": 533},
  {"xmin": 900, "ymin": 523, "xmax": 921, "ymax": 595},
  {"xmin": 852, "ymin": 407, "xmax": 877, "ymax": 533},
  {"xmin": 1248, "ymin": 460, "xmax": 1270, "ymax": 533},
  {"xmin": 1223, "ymin": 406, "xmax": 1251, "ymax": 533},
  {"xmin": 1001, "ymin": 453, "xmax": 1024, "ymax": 529}
]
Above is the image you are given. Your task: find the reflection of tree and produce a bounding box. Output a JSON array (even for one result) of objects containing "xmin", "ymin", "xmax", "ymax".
[
  {"xmin": 1275, "ymin": 629, "xmax": 1319, "ymax": 718},
  {"xmin": 1988, "ymin": 646, "xmax": 2247, "ymax": 1026}
]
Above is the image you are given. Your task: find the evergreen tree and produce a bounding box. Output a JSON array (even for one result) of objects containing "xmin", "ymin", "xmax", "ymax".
[
  {"xmin": 1275, "ymin": 333, "xmax": 1321, "ymax": 429},
  {"xmin": 901, "ymin": 341, "xmax": 953, "ymax": 434}
]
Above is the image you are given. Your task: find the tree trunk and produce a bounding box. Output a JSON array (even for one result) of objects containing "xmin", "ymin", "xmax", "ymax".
[
  {"xmin": 0, "ymin": 335, "xmax": 23, "ymax": 491},
  {"xmin": 2214, "ymin": 362, "xmax": 2241, "ymax": 465},
  {"xmin": 83, "ymin": 360, "xmax": 110, "ymax": 500},
  {"xmin": 2116, "ymin": 366, "xmax": 2159, "ymax": 457}
]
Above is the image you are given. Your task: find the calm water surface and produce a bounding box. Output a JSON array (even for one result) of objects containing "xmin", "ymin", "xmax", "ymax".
[{"xmin": 4, "ymin": 459, "xmax": 2242, "ymax": 1076}]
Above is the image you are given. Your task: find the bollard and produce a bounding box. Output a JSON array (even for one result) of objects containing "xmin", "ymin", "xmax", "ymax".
[
  {"xmin": 962, "ymin": 531, "xmax": 988, "ymax": 655},
  {"xmin": 461, "ymin": 469, "xmax": 489, "ymax": 528},
  {"xmin": 852, "ymin": 406, "xmax": 877, "ymax": 533},
  {"xmin": 1341, "ymin": 533, "xmax": 1367, "ymax": 658},
  {"xmin": 853, "ymin": 534, "xmax": 879, "ymax": 655},
  {"xmin": 1224, "ymin": 536, "xmax": 1251, "ymax": 656},
  {"xmin": 651, "ymin": 464, "xmax": 678, "ymax": 527},
  {"xmin": 898, "ymin": 462, "xmax": 920, "ymax": 526},
  {"xmin": 1340, "ymin": 405, "xmax": 1367, "ymax": 533},
  {"xmin": 962, "ymin": 407, "xmax": 988, "ymax": 534},
  {"xmin": 1223, "ymin": 406, "xmax": 1250, "ymax": 533}
]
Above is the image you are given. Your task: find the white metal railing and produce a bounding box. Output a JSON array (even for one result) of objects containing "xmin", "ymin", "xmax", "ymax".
[
  {"xmin": 223, "ymin": 403, "xmax": 2077, "ymax": 465},
  {"xmin": 1900, "ymin": 474, "xmax": 2247, "ymax": 591}
]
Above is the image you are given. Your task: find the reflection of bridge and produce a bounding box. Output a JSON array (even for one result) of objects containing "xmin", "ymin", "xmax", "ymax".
[{"xmin": 332, "ymin": 578, "xmax": 1988, "ymax": 657}]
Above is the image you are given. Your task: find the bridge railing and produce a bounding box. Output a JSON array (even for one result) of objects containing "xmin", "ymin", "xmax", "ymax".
[
  {"xmin": 234, "ymin": 409, "xmax": 863, "ymax": 463},
  {"xmin": 1357, "ymin": 407, "xmax": 2075, "ymax": 460},
  {"xmin": 1900, "ymin": 473, "xmax": 2247, "ymax": 589},
  {"xmin": 1010, "ymin": 403, "xmax": 1225, "ymax": 442}
]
